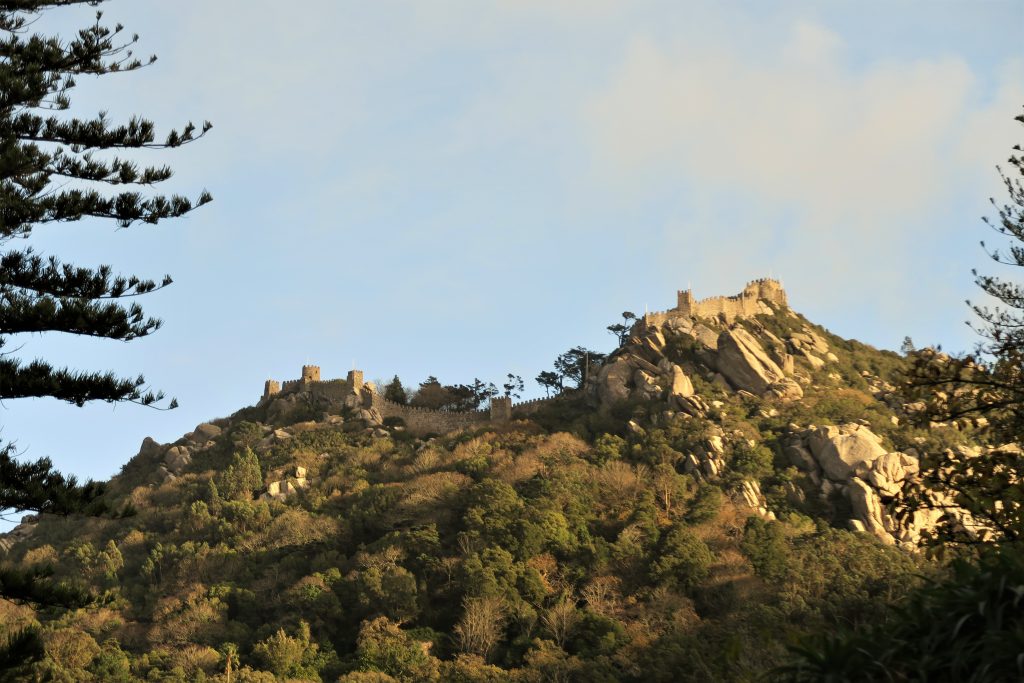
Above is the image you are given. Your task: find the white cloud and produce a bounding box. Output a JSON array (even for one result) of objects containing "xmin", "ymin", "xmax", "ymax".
[
  {"xmin": 49, "ymin": 1, "xmax": 1023, "ymax": 344},
  {"xmin": 783, "ymin": 21, "xmax": 843, "ymax": 65},
  {"xmin": 585, "ymin": 25, "xmax": 976, "ymax": 222},
  {"xmin": 956, "ymin": 59, "xmax": 1024, "ymax": 193},
  {"xmin": 581, "ymin": 20, "xmax": 1022, "ymax": 334}
]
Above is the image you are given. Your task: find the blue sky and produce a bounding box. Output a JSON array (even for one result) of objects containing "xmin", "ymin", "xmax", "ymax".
[{"xmin": 2, "ymin": 0, "xmax": 1023, "ymax": 524}]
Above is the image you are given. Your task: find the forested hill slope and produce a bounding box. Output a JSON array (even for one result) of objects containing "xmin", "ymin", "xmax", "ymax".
[{"xmin": 0, "ymin": 288, "xmax": 993, "ymax": 682}]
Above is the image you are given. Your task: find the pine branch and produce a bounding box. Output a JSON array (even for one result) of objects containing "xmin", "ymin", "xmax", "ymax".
[
  {"xmin": 0, "ymin": 184, "xmax": 213, "ymax": 234},
  {"xmin": 0, "ymin": 3, "xmax": 193, "ymax": 454},
  {"xmin": 0, "ymin": 357, "xmax": 171, "ymax": 406},
  {"xmin": 10, "ymin": 112, "xmax": 212, "ymax": 150},
  {"xmin": 0, "ymin": 248, "xmax": 171, "ymax": 299},
  {"xmin": 0, "ymin": 442, "xmax": 105, "ymax": 513},
  {"xmin": 0, "ymin": 626, "xmax": 43, "ymax": 676},
  {"xmin": 0, "ymin": 289, "xmax": 161, "ymax": 338}
]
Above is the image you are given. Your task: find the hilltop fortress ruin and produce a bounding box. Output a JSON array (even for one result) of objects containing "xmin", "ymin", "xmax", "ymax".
[
  {"xmin": 261, "ymin": 366, "xmax": 553, "ymax": 436},
  {"xmin": 642, "ymin": 278, "xmax": 787, "ymax": 327},
  {"xmin": 259, "ymin": 279, "xmax": 787, "ymax": 435}
]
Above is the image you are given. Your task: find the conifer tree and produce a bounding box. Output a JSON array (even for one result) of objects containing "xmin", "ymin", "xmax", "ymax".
[
  {"xmin": 0, "ymin": 0, "xmax": 209, "ymax": 554},
  {"xmin": 553, "ymin": 347, "xmax": 605, "ymax": 389},
  {"xmin": 502, "ymin": 373, "xmax": 524, "ymax": 399},
  {"xmin": 383, "ymin": 375, "xmax": 408, "ymax": 405},
  {"xmin": 902, "ymin": 109, "xmax": 1024, "ymax": 547},
  {"xmin": 786, "ymin": 108, "xmax": 1024, "ymax": 682}
]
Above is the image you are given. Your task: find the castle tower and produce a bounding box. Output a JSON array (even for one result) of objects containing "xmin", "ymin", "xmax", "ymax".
[
  {"xmin": 743, "ymin": 278, "xmax": 788, "ymax": 307},
  {"xmin": 263, "ymin": 379, "xmax": 281, "ymax": 400},
  {"xmin": 347, "ymin": 369, "xmax": 364, "ymax": 393},
  {"xmin": 676, "ymin": 289, "xmax": 695, "ymax": 315},
  {"xmin": 301, "ymin": 365, "xmax": 321, "ymax": 383},
  {"xmin": 490, "ymin": 396, "xmax": 512, "ymax": 422}
]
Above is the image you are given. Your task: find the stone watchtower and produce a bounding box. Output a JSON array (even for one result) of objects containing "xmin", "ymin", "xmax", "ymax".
[
  {"xmin": 263, "ymin": 380, "xmax": 281, "ymax": 400},
  {"xmin": 301, "ymin": 365, "xmax": 321, "ymax": 383},
  {"xmin": 745, "ymin": 278, "xmax": 788, "ymax": 307},
  {"xmin": 347, "ymin": 369, "xmax": 364, "ymax": 393},
  {"xmin": 676, "ymin": 289, "xmax": 696, "ymax": 316},
  {"xmin": 490, "ymin": 396, "xmax": 512, "ymax": 422}
]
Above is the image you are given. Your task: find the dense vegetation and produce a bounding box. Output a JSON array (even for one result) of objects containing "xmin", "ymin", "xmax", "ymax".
[
  {"xmin": 778, "ymin": 108, "xmax": 1024, "ymax": 682},
  {"xmin": 2, "ymin": 2, "xmax": 1021, "ymax": 681},
  {"xmin": 0, "ymin": 0, "xmax": 210, "ymax": 605},
  {"xmin": 0, "ymin": 309, "xmax": 976, "ymax": 682}
]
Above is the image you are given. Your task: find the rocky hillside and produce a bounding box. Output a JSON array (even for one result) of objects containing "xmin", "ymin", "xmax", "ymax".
[
  {"xmin": 0, "ymin": 285, "xmax": 995, "ymax": 682},
  {"xmin": 585, "ymin": 297, "xmax": 992, "ymax": 548}
]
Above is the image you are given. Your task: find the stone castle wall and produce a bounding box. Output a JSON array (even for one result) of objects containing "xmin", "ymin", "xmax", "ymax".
[
  {"xmin": 263, "ymin": 380, "xmax": 281, "ymax": 398},
  {"xmin": 371, "ymin": 394, "xmax": 491, "ymax": 434},
  {"xmin": 510, "ymin": 396, "xmax": 557, "ymax": 417},
  {"xmin": 369, "ymin": 394, "xmax": 551, "ymax": 435},
  {"xmin": 262, "ymin": 365, "xmax": 562, "ymax": 436},
  {"xmin": 644, "ymin": 278, "xmax": 787, "ymax": 326},
  {"xmin": 268, "ymin": 369, "xmax": 361, "ymax": 400},
  {"xmin": 279, "ymin": 377, "xmax": 349, "ymax": 398},
  {"xmin": 641, "ymin": 310, "xmax": 675, "ymax": 328}
]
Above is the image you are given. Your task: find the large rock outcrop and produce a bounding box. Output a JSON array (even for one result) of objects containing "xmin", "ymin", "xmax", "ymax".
[
  {"xmin": 867, "ymin": 452, "xmax": 920, "ymax": 497},
  {"xmin": 596, "ymin": 359, "xmax": 633, "ymax": 406},
  {"xmin": 805, "ymin": 424, "xmax": 888, "ymax": 481},
  {"xmin": 784, "ymin": 423, "xmax": 979, "ymax": 548},
  {"xmin": 591, "ymin": 324, "xmax": 707, "ymax": 417},
  {"xmin": 847, "ymin": 477, "xmax": 891, "ymax": 543},
  {"xmin": 667, "ymin": 361, "xmax": 695, "ymax": 399},
  {"xmin": 715, "ymin": 327, "xmax": 785, "ymax": 395},
  {"xmin": 713, "ymin": 327, "xmax": 803, "ymax": 400}
]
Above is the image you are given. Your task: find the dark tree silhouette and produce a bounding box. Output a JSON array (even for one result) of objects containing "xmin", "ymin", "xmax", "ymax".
[
  {"xmin": 409, "ymin": 377, "xmax": 497, "ymax": 411},
  {"xmin": 383, "ymin": 375, "xmax": 408, "ymax": 405},
  {"xmin": 789, "ymin": 108, "xmax": 1024, "ymax": 683},
  {"xmin": 554, "ymin": 347, "xmax": 606, "ymax": 389},
  {"xmin": 535, "ymin": 370, "xmax": 562, "ymax": 397},
  {"xmin": 502, "ymin": 373, "xmax": 524, "ymax": 399},
  {"xmin": 607, "ymin": 311, "xmax": 637, "ymax": 346},
  {"xmin": 0, "ymin": 0, "xmax": 210, "ymax": 604}
]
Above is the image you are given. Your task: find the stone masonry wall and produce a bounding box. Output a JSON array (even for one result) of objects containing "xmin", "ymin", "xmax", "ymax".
[
  {"xmin": 275, "ymin": 377, "xmax": 347, "ymax": 400},
  {"xmin": 510, "ymin": 396, "xmax": 558, "ymax": 417},
  {"xmin": 644, "ymin": 278, "xmax": 787, "ymax": 326},
  {"xmin": 369, "ymin": 394, "xmax": 561, "ymax": 435},
  {"xmin": 265, "ymin": 366, "xmax": 565, "ymax": 436},
  {"xmin": 371, "ymin": 394, "xmax": 491, "ymax": 434}
]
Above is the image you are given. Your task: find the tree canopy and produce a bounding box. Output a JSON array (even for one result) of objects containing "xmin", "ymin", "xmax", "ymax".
[
  {"xmin": 0, "ymin": 0, "xmax": 210, "ymax": 614},
  {"xmin": 901, "ymin": 109, "xmax": 1024, "ymax": 549},
  {"xmin": 786, "ymin": 108, "xmax": 1024, "ymax": 681},
  {"xmin": 0, "ymin": 0, "xmax": 210, "ymax": 512}
]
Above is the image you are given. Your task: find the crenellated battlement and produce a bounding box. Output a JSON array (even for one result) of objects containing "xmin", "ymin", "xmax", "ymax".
[
  {"xmin": 490, "ymin": 396, "xmax": 512, "ymax": 422},
  {"xmin": 301, "ymin": 365, "xmax": 321, "ymax": 383},
  {"xmin": 645, "ymin": 278, "xmax": 787, "ymax": 325},
  {"xmin": 263, "ymin": 380, "xmax": 281, "ymax": 400},
  {"xmin": 261, "ymin": 365, "xmax": 571, "ymax": 436},
  {"xmin": 511, "ymin": 396, "xmax": 555, "ymax": 408},
  {"xmin": 269, "ymin": 369, "xmax": 357, "ymax": 403}
]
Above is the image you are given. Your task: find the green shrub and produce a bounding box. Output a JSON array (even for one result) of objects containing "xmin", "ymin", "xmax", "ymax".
[
  {"xmin": 650, "ymin": 525, "xmax": 714, "ymax": 591},
  {"xmin": 685, "ymin": 484, "xmax": 723, "ymax": 524},
  {"xmin": 731, "ymin": 442, "xmax": 774, "ymax": 479},
  {"xmin": 740, "ymin": 518, "xmax": 791, "ymax": 582},
  {"xmin": 779, "ymin": 550, "xmax": 1024, "ymax": 683}
]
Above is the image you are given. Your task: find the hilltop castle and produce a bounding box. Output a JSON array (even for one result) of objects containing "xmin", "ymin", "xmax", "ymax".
[
  {"xmin": 643, "ymin": 278, "xmax": 787, "ymax": 326},
  {"xmin": 258, "ymin": 279, "xmax": 786, "ymax": 433},
  {"xmin": 259, "ymin": 366, "xmax": 553, "ymax": 436},
  {"xmin": 262, "ymin": 365, "xmax": 360, "ymax": 402}
]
